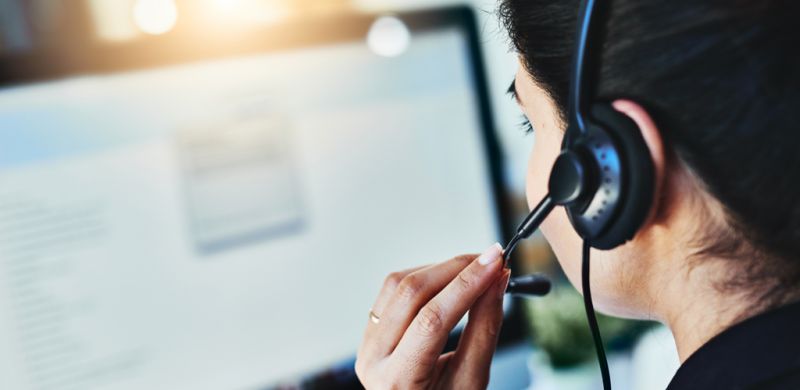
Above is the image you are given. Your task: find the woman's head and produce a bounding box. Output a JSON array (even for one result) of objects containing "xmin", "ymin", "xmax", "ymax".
[{"xmin": 500, "ymin": 0, "xmax": 800, "ymax": 319}]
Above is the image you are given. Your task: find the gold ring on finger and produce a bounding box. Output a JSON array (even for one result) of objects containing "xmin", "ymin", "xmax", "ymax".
[{"xmin": 369, "ymin": 309, "xmax": 381, "ymax": 324}]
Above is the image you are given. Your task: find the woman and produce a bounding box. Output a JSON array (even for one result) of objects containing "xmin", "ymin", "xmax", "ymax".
[{"xmin": 356, "ymin": 0, "xmax": 800, "ymax": 388}]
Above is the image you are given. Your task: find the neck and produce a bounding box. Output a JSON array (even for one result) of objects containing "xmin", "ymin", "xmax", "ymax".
[
  {"xmin": 644, "ymin": 225, "xmax": 753, "ymax": 362},
  {"xmin": 642, "ymin": 172, "xmax": 757, "ymax": 362},
  {"xmin": 659, "ymin": 268, "xmax": 750, "ymax": 362}
]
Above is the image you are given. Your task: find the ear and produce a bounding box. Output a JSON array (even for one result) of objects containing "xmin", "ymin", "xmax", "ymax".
[{"xmin": 611, "ymin": 100, "xmax": 668, "ymax": 224}]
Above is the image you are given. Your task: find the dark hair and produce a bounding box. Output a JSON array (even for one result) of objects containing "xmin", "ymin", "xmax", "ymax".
[{"xmin": 499, "ymin": 0, "xmax": 800, "ymax": 308}]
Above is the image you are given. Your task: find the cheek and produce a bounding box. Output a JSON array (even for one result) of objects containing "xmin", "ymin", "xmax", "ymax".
[
  {"xmin": 524, "ymin": 132, "xmax": 559, "ymax": 209},
  {"xmin": 524, "ymin": 132, "xmax": 585, "ymax": 287}
]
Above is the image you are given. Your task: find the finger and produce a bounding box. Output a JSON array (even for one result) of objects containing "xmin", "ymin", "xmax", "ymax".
[
  {"xmin": 446, "ymin": 268, "xmax": 510, "ymax": 387},
  {"xmin": 371, "ymin": 264, "xmax": 429, "ymax": 315},
  {"xmin": 358, "ymin": 264, "xmax": 429, "ymax": 362},
  {"xmin": 392, "ymin": 244, "xmax": 504, "ymax": 374},
  {"xmin": 365, "ymin": 254, "xmax": 477, "ymax": 358},
  {"xmin": 434, "ymin": 351, "xmax": 456, "ymax": 385}
]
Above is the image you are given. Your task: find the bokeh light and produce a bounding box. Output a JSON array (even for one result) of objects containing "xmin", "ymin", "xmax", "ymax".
[
  {"xmin": 367, "ymin": 16, "xmax": 411, "ymax": 58},
  {"xmin": 133, "ymin": 0, "xmax": 179, "ymax": 35}
]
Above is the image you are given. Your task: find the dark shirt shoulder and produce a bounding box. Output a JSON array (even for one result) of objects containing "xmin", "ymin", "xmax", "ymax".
[{"xmin": 667, "ymin": 300, "xmax": 800, "ymax": 389}]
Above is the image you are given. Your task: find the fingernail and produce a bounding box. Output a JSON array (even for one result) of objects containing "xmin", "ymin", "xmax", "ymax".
[
  {"xmin": 498, "ymin": 270, "xmax": 511, "ymax": 299},
  {"xmin": 477, "ymin": 243, "xmax": 503, "ymax": 265}
]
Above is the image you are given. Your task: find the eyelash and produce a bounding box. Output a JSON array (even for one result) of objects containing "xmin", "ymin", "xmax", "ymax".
[{"xmin": 519, "ymin": 115, "xmax": 534, "ymax": 134}]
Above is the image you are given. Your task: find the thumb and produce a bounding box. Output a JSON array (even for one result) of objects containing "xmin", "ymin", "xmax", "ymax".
[{"xmin": 445, "ymin": 268, "xmax": 510, "ymax": 388}]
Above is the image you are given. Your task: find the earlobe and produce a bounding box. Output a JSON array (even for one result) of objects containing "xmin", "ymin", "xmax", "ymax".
[{"xmin": 611, "ymin": 99, "xmax": 667, "ymax": 224}]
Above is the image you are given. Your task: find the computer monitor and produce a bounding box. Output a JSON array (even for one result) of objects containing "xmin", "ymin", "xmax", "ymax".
[{"xmin": 0, "ymin": 7, "xmax": 511, "ymax": 389}]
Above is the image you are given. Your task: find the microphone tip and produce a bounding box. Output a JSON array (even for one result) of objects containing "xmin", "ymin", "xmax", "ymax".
[{"xmin": 505, "ymin": 273, "xmax": 552, "ymax": 297}]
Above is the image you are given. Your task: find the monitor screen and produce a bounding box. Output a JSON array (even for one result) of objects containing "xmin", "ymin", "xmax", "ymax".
[{"xmin": 0, "ymin": 12, "xmax": 504, "ymax": 390}]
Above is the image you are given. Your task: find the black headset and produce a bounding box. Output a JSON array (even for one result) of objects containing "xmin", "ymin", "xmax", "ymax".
[
  {"xmin": 504, "ymin": 0, "xmax": 654, "ymax": 257},
  {"xmin": 503, "ymin": 0, "xmax": 656, "ymax": 388}
]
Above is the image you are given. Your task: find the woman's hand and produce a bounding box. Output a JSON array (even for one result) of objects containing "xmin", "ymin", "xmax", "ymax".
[{"xmin": 355, "ymin": 244, "xmax": 511, "ymax": 390}]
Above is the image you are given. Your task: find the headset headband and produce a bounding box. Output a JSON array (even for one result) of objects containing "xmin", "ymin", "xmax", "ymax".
[{"xmin": 569, "ymin": 0, "xmax": 601, "ymax": 135}]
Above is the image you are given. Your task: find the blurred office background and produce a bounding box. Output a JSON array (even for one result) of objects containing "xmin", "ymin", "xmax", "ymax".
[{"xmin": 0, "ymin": 1, "xmax": 679, "ymax": 389}]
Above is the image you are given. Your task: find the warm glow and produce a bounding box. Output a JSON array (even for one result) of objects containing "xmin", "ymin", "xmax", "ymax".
[
  {"xmin": 87, "ymin": 0, "xmax": 141, "ymax": 42},
  {"xmin": 133, "ymin": 0, "xmax": 178, "ymax": 35},
  {"xmin": 203, "ymin": 0, "xmax": 291, "ymax": 25},
  {"xmin": 367, "ymin": 16, "xmax": 411, "ymax": 58},
  {"xmin": 210, "ymin": 0, "xmax": 238, "ymax": 12}
]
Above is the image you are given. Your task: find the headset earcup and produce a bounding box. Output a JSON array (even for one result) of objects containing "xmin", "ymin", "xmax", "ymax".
[{"xmin": 586, "ymin": 104, "xmax": 655, "ymax": 249}]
